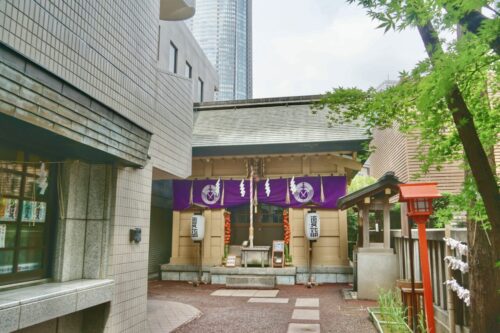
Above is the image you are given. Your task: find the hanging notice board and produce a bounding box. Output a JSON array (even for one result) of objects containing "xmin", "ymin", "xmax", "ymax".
[{"xmin": 272, "ymin": 240, "xmax": 285, "ymax": 268}]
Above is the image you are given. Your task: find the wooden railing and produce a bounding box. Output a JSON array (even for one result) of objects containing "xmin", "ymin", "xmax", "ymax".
[{"xmin": 391, "ymin": 228, "xmax": 469, "ymax": 333}]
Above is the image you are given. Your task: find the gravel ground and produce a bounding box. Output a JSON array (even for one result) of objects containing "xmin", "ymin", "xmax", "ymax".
[{"xmin": 148, "ymin": 281, "xmax": 378, "ymax": 333}]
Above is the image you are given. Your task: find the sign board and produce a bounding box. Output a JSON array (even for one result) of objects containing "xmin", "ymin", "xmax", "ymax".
[
  {"xmin": 226, "ymin": 255, "xmax": 236, "ymax": 267},
  {"xmin": 272, "ymin": 240, "xmax": 285, "ymax": 268},
  {"xmin": 273, "ymin": 240, "xmax": 284, "ymax": 252},
  {"xmin": 0, "ymin": 224, "xmax": 6, "ymax": 248}
]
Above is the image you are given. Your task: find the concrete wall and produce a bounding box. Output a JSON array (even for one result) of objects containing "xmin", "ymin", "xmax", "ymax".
[
  {"xmin": 159, "ymin": 21, "xmax": 218, "ymax": 103},
  {"xmin": 168, "ymin": 154, "xmax": 357, "ymax": 268}
]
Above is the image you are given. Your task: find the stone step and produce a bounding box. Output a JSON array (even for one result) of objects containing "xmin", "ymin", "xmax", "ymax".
[{"xmin": 226, "ymin": 275, "xmax": 276, "ymax": 289}]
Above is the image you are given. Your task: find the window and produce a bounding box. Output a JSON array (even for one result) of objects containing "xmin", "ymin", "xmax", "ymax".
[
  {"xmin": 198, "ymin": 77, "xmax": 204, "ymax": 102},
  {"xmin": 169, "ymin": 41, "xmax": 178, "ymax": 73},
  {"xmin": 0, "ymin": 145, "xmax": 56, "ymax": 285},
  {"xmin": 185, "ymin": 61, "xmax": 192, "ymax": 78}
]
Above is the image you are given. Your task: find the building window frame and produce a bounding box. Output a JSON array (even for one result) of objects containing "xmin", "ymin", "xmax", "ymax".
[
  {"xmin": 185, "ymin": 61, "xmax": 192, "ymax": 79},
  {"xmin": 0, "ymin": 146, "xmax": 57, "ymax": 285},
  {"xmin": 198, "ymin": 77, "xmax": 204, "ymax": 102},
  {"xmin": 169, "ymin": 41, "xmax": 178, "ymax": 73}
]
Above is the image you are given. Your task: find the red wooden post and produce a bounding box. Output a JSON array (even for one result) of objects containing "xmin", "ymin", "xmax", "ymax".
[{"xmin": 415, "ymin": 216, "xmax": 436, "ymax": 333}]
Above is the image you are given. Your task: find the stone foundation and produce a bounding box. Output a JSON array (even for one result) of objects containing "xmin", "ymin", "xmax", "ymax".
[{"xmin": 160, "ymin": 264, "xmax": 353, "ymax": 286}]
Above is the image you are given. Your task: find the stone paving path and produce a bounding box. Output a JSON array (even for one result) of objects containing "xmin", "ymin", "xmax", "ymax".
[
  {"xmin": 147, "ymin": 299, "xmax": 201, "ymax": 333},
  {"xmin": 148, "ymin": 281, "xmax": 377, "ymax": 333},
  {"xmin": 289, "ymin": 298, "xmax": 321, "ymax": 332}
]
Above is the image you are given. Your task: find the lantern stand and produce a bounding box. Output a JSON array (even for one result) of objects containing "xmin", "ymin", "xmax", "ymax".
[
  {"xmin": 399, "ymin": 183, "xmax": 441, "ymax": 333},
  {"xmin": 302, "ymin": 202, "xmax": 321, "ymax": 288},
  {"xmin": 189, "ymin": 203, "xmax": 207, "ymax": 287},
  {"xmin": 407, "ymin": 214, "xmax": 418, "ymax": 332}
]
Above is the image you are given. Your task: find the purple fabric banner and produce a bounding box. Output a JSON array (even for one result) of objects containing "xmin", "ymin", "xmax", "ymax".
[
  {"xmin": 289, "ymin": 176, "xmax": 323, "ymax": 208},
  {"xmin": 257, "ymin": 178, "xmax": 288, "ymax": 207},
  {"xmin": 193, "ymin": 179, "xmax": 223, "ymax": 209},
  {"xmin": 322, "ymin": 176, "xmax": 347, "ymax": 209},
  {"xmin": 221, "ymin": 179, "xmax": 250, "ymax": 207},
  {"xmin": 173, "ymin": 180, "xmax": 192, "ymax": 210},
  {"xmin": 173, "ymin": 176, "xmax": 347, "ymax": 211}
]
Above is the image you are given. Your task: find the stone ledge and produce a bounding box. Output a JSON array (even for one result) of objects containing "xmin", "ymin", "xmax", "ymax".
[
  {"xmin": 295, "ymin": 266, "xmax": 352, "ymax": 274},
  {"xmin": 160, "ymin": 264, "xmax": 213, "ymax": 272},
  {"xmin": 0, "ymin": 279, "xmax": 113, "ymax": 331},
  {"xmin": 210, "ymin": 267, "xmax": 297, "ymax": 276}
]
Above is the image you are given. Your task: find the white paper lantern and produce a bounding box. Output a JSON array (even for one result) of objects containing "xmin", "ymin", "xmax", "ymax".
[
  {"xmin": 191, "ymin": 215, "xmax": 205, "ymax": 241},
  {"xmin": 305, "ymin": 212, "xmax": 320, "ymax": 240}
]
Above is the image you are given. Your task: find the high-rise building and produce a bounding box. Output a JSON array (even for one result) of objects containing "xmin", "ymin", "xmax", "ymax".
[{"xmin": 189, "ymin": 0, "xmax": 253, "ymax": 101}]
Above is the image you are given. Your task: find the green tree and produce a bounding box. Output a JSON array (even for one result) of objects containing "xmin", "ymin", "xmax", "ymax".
[{"xmin": 314, "ymin": 1, "xmax": 499, "ymax": 331}]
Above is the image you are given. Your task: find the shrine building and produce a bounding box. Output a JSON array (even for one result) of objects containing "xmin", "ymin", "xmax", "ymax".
[{"xmin": 159, "ymin": 95, "xmax": 370, "ymax": 284}]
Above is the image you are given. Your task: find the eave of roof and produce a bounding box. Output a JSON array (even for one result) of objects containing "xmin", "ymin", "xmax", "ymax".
[
  {"xmin": 337, "ymin": 172, "xmax": 402, "ymax": 210},
  {"xmin": 192, "ymin": 139, "xmax": 368, "ymax": 157}
]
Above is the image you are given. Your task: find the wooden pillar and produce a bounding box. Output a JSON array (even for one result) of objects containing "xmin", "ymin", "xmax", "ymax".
[
  {"xmin": 362, "ymin": 204, "xmax": 369, "ymax": 248},
  {"xmin": 383, "ymin": 200, "xmax": 391, "ymax": 249}
]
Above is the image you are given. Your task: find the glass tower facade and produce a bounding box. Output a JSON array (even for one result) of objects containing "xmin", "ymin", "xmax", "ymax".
[{"xmin": 189, "ymin": 0, "xmax": 252, "ymax": 101}]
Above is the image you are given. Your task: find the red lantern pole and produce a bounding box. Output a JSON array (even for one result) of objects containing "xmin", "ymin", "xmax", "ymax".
[
  {"xmin": 415, "ymin": 215, "xmax": 436, "ymax": 333},
  {"xmin": 399, "ymin": 183, "xmax": 441, "ymax": 333}
]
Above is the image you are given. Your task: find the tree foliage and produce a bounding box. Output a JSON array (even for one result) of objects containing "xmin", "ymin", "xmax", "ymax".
[
  {"xmin": 314, "ymin": 1, "xmax": 499, "ymax": 331},
  {"xmin": 313, "ymin": 0, "xmax": 499, "ymax": 225}
]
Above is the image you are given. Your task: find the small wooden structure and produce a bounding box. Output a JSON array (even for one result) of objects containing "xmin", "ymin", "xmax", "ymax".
[{"xmin": 337, "ymin": 172, "xmax": 401, "ymax": 300}]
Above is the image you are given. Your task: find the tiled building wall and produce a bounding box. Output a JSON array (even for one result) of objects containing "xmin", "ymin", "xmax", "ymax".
[
  {"xmin": 106, "ymin": 164, "xmax": 153, "ymax": 332},
  {"xmin": 0, "ymin": 0, "xmax": 193, "ymax": 177},
  {"xmin": 1, "ymin": 0, "xmax": 195, "ymax": 332}
]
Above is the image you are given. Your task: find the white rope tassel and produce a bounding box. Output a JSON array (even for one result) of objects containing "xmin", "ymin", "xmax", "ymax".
[
  {"xmin": 215, "ymin": 178, "xmax": 221, "ymax": 196},
  {"xmin": 290, "ymin": 176, "xmax": 297, "ymax": 194},
  {"xmin": 443, "ymin": 237, "xmax": 468, "ymax": 256},
  {"xmin": 444, "ymin": 279, "xmax": 470, "ymax": 306},
  {"xmin": 239, "ymin": 179, "xmax": 246, "ymax": 198},
  {"xmin": 265, "ymin": 178, "xmax": 271, "ymax": 197},
  {"xmin": 36, "ymin": 162, "xmax": 48, "ymax": 195},
  {"xmin": 444, "ymin": 256, "xmax": 469, "ymax": 273}
]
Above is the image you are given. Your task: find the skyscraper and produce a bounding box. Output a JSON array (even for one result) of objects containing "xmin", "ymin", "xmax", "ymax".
[{"xmin": 189, "ymin": 0, "xmax": 252, "ymax": 101}]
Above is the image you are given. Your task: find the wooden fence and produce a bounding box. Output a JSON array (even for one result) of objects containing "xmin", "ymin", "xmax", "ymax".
[{"xmin": 391, "ymin": 228, "xmax": 469, "ymax": 333}]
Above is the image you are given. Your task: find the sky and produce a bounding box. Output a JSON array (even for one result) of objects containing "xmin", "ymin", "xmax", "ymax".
[{"xmin": 252, "ymin": 0, "xmax": 428, "ymax": 98}]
